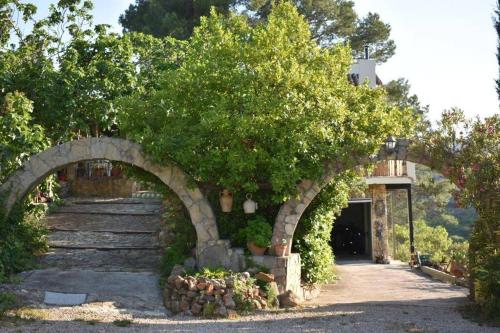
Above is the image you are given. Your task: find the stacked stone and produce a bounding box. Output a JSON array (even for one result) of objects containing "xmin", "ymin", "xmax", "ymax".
[{"xmin": 163, "ymin": 266, "xmax": 278, "ymax": 317}]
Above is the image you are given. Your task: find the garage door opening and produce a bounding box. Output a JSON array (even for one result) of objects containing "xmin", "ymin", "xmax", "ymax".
[{"xmin": 331, "ymin": 201, "xmax": 372, "ymax": 259}]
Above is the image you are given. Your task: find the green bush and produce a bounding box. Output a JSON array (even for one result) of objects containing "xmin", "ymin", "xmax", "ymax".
[
  {"xmin": 294, "ymin": 172, "xmax": 361, "ymax": 284},
  {"xmin": 195, "ymin": 267, "xmax": 231, "ymax": 279},
  {"xmin": 394, "ymin": 219, "xmax": 453, "ymax": 263},
  {"xmin": 243, "ymin": 216, "xmax": 272, "ymax": 248},
  {"xmin": 0, "ymin": 292, "xmax": 17, "ymax": 318},
  {"xmin": 0, "ymin": 201, "xmax": 48, "ymax": 282},
  {"xmin": 158, "ymin": 195, "xmax": 197, "ymax": 278}
]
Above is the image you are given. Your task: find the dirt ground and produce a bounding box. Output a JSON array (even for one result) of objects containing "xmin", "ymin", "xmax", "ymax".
[{"xmin": 1, "ymin": 260, "xmax": 495, "ymax": 333}]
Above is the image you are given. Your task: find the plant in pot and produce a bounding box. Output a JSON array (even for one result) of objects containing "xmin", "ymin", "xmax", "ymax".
[
  {"xmin": 275, "ymin": 238, "xmax": 288, "ymax": 257},
  {"xmin": 243, "ymin": 216, "xmax": 272, "ymax": 256}
]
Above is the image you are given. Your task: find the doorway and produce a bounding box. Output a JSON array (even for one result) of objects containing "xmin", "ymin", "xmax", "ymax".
[{"xmin": 331, "ymin": 201, "xmax": 372, "ymax": 259}]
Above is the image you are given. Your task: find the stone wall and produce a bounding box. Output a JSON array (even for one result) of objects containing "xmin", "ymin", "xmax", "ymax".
[
  {"xmin": 250, "ymin": 254, "xmax": 302, "ymax": 296},
  {"xmin": 68, "ymin": 178, "xmax": 137, "ymax": 197}
]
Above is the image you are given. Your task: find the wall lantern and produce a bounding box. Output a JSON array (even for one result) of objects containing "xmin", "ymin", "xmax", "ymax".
[{"xmin": 386, "ymin": 136, "xmax": 396, "ymax": 152}]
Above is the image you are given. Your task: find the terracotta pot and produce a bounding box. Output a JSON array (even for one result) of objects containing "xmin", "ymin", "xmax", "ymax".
[
  {"xmin": 247, "ymin": 242, "xmax": 267, "ymax": 256},
  {"xmin": 219, "ymin": 189, "xmax": 233, "ymax": 212},
  {"xmin": 275, "ymin": 244, "xmax": 288, "ymax": 257}
]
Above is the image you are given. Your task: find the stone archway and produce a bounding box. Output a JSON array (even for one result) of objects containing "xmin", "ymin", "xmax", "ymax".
[
  {"xmin": 272, "ymin": 139, "xmax": 442, "ymax": 254},
  {"xmin": 0, "ymin": 137, "xmax": 230, "ymax": 266}
]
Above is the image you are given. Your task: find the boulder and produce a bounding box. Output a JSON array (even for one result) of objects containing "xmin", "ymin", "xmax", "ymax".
[
  {"xmin": 174, "ymin": 276, "xmax": 186, "ymax": 289},
  {"xmin": 223, "ymin": 294, "xmax": 236, "ymax": 309},
  {"xmin": 278, "ymin": 290, "xmax": 301, "ymax": 308},
  {"xmin": 227, "ymin": 309, "xmax": 239, "ymax": 319},
  {"xmin": 191, "ymin": 302, "xmax": 203, "ymax": 315},
  {"xmin": 205, "ymin": 283, "xmax": 214, "ymax": 295},
  {"xmin": 170, "ymin": 264, "xmax": 186, "ymax": 277},
  {"xmin": 216, "ymin": 305, "xmax": 228, "ymax": 317},
  {"xmin": 225, "ymin": 277, "xmax": 234, "ymax": 288},
  {"xmin": 180, "ymin": 299, "xmax": 191, "ymax": 312},
  {"xmin": 255, "ymin": 272, "xmax": 275, "ymax": 283},
  {"xmin": 187, "ymin": 279, "xmax": 198, "ymax": 291}
]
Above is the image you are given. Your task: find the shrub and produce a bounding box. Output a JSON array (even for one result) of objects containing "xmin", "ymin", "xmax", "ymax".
[
  {"xmin": 243, "ymin": 216, "xmax": 272, "ymax": 248},
  {"xmin": 0, "ymin": 292, "xmax": 16, "ymax": 318},
  {"xmin": 294, "ymin": 172, "xmax": 361, "ymax": 284},
  {"xmin": 0, "ymin": 200, "xmax": 48, "ymax": 282},
  {"xmin": 394, "ymin": 219, "xmax": 453, "ymax": 263}
]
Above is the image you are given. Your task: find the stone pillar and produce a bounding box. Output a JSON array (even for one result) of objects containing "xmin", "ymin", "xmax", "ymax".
[
  {"xmin": 370, "ymin": 184, "xmax": 390, "ymax": 263},
  {"xmin": 250, "ymin": 254, "xmax": 302, "ymax": 296}
]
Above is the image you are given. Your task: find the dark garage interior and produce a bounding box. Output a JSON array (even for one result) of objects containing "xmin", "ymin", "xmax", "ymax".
[{"xmin": 331, "ymin": 201, "xmax": 371, "ymax": 259}]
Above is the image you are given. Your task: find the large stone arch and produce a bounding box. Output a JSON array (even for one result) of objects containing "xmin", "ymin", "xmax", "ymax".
[
  {"xmin": 272, "ymin": 139, "xmax": 445, "ymax": 254},
  {"xmin": 0, "ymin": 137, "xmax": 221, "ymax": 252}
]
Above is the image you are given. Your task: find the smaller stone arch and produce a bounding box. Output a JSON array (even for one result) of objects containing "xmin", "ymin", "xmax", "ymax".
[
  {"xmin": 271, "ymin": 139, "xmax": 446, "ymax": 254},
  {"xmin": 0, "ymin": 137, "xmax": 221, "ymax": 253}
]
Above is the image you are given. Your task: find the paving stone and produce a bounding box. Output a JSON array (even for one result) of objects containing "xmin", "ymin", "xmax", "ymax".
[
  {"xmin": 44, "ymin": 213, "xmax": 161, "ymax": 233},
  {"xmin": 54, "ymin": 203, "xmax": 161, "ymax": 215},
  {"xmin": 48, "ymin": 231, "xmax": 160, "ymax": 249},
  {"xmin": 44, "ymin": 291, "xmax": 87, "ymax": 305},
  {"xmin": 40, "ymin": 248, "xmax": 161, "ymax": 271}
]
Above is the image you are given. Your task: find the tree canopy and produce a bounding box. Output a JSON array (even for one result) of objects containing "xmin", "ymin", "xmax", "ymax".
[
  {"xmin": 119, "ymin": 3, "xmax": 414, "ymax": 202},
  {"xmin": 120, "ymin": 0, "xmax": 396, "ymax": 63},
  {"xmin": 1, "ymin": 0, "xmax": 179, "ymax": 142},
  {"xmin": 119, "ymin": 0, "xmax": 235, "ymax": 40}
]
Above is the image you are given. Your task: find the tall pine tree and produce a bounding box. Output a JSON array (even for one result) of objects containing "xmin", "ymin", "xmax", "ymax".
[{"xmin": 120, "ymin": 0, "xmax": 396, "ymax": 63}]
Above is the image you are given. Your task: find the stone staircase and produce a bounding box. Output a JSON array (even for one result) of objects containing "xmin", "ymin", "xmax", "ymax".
[{"xmin": 40, "ymin": 198, "xmax": 163, "ymax": 272}]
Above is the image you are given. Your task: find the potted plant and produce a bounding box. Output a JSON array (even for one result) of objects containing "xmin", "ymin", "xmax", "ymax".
[
  {"xmin": 243, "ymin": 216, "xmax": 272, "ymax": 256},
  {"xmin": 275, "ymin": 238, "xmax": 288, "ymax": 257}
]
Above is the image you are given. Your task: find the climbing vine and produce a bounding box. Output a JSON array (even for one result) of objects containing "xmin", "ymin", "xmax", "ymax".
[{"xmin": 294, "ymin": 171, "xmax": 365, "ymax": 284}]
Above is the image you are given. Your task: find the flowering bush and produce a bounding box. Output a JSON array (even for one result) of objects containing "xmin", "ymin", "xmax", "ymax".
[{"xmin": 416, "ymin": 109, "xmax": 499, "ymax": 317}]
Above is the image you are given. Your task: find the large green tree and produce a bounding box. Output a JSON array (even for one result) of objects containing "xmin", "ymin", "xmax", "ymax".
[
  {"xmin": 244, "ymin": 0, "xmax": 395, "ymax": 61},
  {"xmin": 1, "ymin": 0, "xmax": 179, "ymax": 142},
  {"xmin": 120, "ymin": 3, "xmax": 413, "ymax": 202},
  {"xmin": 119, "ymin": 0, "xmax": 235, "ymax": 40}
]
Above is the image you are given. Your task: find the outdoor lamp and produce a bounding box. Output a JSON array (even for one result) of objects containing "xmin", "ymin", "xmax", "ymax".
[{"xmin": 386, "ymin": 136, "xmax": 396, "ymax": 152}]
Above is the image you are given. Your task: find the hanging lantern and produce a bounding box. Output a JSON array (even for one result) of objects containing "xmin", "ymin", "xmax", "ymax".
[
  {"xmin": 243, "ymin": 193, "xmax": 258, "ymax": 214},
  {"xmin": 219, "ymin": 189, "xmax": 233, "ymax": 212}
]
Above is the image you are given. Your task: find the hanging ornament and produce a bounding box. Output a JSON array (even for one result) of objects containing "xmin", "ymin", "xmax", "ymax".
[
  {"xmin": 219, "ymin": 189, "xmax": 233, "ymax": 212},
  {"xmin": 243, "ymin": 193, "xmax": 258, "ymax": 214}
]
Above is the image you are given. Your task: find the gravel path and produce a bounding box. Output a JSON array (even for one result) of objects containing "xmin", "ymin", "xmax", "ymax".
[{"xmin": 1, "ymin": 260, "xmax": 494, "ymax": 333}]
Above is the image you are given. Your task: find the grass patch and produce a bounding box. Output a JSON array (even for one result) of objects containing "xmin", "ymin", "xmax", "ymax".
[
  {"xmin": 113, "ymin": 319, "xmax": 132, "ymax": 327},
  {"xmin": 11, "ymin": 307, "xmax": 50, "ymax": 321}
]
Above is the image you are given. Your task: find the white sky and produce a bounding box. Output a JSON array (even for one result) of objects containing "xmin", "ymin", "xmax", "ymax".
[
  {"xmin": 355, "ymin": 0, "xmax": 499, "ymax": 121},
  {"xmin": 25, "ymin": 1, "xmax": 500, "ymax": 121}
]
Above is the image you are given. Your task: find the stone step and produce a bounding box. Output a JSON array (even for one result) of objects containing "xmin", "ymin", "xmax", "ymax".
[
  {"xmin": 44, "ymin": 213, "xmax": 161, "ymax": 233},
  {"xmin": 48, "ymin": 231, "xmax": 160, "ymax": 249},
  {"xmin": 54, "ymin": 203, "xmax": 161, "ymax": 215},
  {"xmin": 67, "ymin": 197, "xmax": 162, "ymax": 205},
  {"xmin": 39, "ymin": 248, "xmax": 162, "ymax": 272}
]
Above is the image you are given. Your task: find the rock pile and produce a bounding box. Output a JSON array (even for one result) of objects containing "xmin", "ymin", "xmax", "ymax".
[{"xmin": 163, "ymin": 265, "xmax": 281, "ymax": 317}]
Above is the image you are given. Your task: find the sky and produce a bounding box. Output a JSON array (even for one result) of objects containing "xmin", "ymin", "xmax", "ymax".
[{"xmin": 26, "ymin": 0, "xmax": 499, "ymax": 122}]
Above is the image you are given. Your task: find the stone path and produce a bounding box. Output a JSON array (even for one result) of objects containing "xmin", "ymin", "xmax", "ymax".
[{"xmin": 1, "ymin": 258, "xmax": 496, "ymax": 332}]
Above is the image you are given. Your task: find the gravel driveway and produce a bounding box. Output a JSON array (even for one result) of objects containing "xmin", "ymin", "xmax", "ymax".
[{"xmin": 0, "ymin": 260, "xmax": 495, "ymax": 333}]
